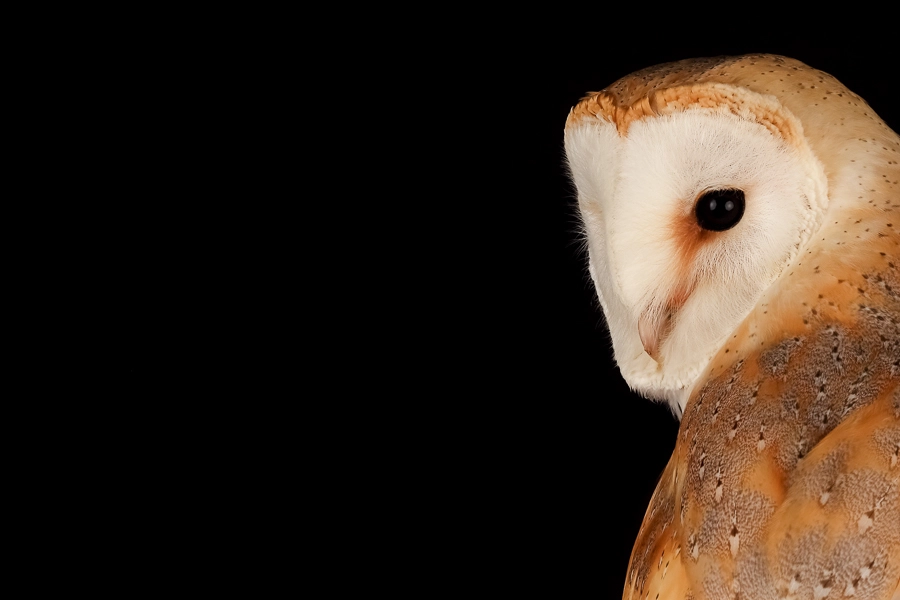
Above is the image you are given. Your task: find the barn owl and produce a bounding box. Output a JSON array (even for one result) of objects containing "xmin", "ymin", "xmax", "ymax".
[{"xmin": 564, "ymin": 55, "xmax": 900, "ymax": 599}]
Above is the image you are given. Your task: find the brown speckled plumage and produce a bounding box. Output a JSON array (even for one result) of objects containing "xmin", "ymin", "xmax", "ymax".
[
  {"xmin": 629, "ymin": 304, "xmax": 899, "ymax": 599},
  {"xmin": 568, "ymin": 55, "xmax": 900, "ymax": 599}
]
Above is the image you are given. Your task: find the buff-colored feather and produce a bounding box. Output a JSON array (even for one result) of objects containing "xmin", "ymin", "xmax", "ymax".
[{"xmin": 565, "ymin": 54, "xmax": 900, "ymax": 600}]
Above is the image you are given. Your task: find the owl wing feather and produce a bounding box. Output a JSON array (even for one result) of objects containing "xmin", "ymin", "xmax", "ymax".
[{"xmin": 624, "ymin": 262, "xmax": 900, "ymax": 599}]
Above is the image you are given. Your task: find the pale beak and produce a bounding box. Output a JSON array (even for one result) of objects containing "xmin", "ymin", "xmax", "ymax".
[
  {"xmin": 637, "ymin": 282, "xmax": 693, "ymax": 362},
  {"xmin": 638, "ymin": 309, "xmax": 668, "ymax": 362}
]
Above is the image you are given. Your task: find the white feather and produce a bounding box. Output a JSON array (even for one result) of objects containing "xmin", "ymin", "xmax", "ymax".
[{"xmin": 565, "ymin": 108, "xmax": 828, "ymax": 414}]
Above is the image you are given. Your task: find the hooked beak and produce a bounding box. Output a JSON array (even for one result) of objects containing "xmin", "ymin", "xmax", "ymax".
[
  {"xmin": 637, "ymin": 282, "xmax": 694, "ymax": 362},
  {"xmin": 638, "ymin": 310, "xmax": 668, "ymax": 362}
]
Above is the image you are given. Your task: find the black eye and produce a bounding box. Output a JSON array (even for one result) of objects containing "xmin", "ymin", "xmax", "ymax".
[{"xmin": 695, "ymin": 189, "xmax": 745, "ymax": 232}]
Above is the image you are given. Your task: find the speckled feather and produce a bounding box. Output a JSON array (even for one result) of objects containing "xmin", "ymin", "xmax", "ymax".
[{"xmin": 566, "ymin": 55, "xmax": 900, "ymax": 599}]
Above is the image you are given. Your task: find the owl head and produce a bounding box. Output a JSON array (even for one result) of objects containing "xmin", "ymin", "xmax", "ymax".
[{"xmin": 562, "ymin": 55, "xmax": 883, "ymax": 415}]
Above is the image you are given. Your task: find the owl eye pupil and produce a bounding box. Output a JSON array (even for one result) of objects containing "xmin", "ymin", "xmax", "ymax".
[{"xmin": 695, "ymin": 189, "xmax": 745, "ymax": 231}]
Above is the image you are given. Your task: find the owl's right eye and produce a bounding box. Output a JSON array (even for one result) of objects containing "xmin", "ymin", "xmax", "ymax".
[{"xmin": 695, "ymin": 189, "xmax": 745, "ymax": 232}]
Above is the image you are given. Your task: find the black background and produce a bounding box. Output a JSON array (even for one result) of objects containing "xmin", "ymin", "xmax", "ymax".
[
  {"xmin": 52, "ymin": 3, "xmax": 900, "ymax": 591},
  {"xmin": 454, "ymin": 40, "xmax": 900, "ymax": 597},
  {"xmin": 108, "ymin": 32, "xmax": 900, "ymax": 595}
]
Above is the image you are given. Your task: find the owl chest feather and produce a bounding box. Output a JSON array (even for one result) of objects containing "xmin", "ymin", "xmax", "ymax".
[{"xmin": 624, "ymin": 259, "xmax": 900, "ymax": 599}]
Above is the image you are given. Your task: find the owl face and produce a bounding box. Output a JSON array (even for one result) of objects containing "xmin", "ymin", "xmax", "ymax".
[{"xmin": 566, "ymin": 101, "xmax": 828, "ymax": 414}]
